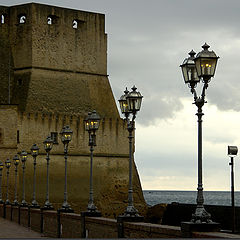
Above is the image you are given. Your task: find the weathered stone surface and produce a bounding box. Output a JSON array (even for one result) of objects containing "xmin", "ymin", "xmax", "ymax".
[{"xmin": 0, "ymin": 3, "xmax": 147, "ymax": 218}]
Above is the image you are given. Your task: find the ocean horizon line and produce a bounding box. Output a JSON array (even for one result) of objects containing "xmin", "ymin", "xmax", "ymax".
[{"xmin": 143, "ymin": 189, "xmax": 239, "ymax": 192}]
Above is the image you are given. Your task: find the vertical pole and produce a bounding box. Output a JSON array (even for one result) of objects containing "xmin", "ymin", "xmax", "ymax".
[
  {"xmin": 6, "ymin": 168, "xmax": 9, "ymax": 204},
  {"xmin": 128, "ymin": 123, "xmax": 134, "ymax": 208},
  {"xmin": 0, "ymin": 170, "xmax": 3, "ymax": 203},
  {"xmin": 14, "ymin": 165, "xmax": 18, "ymax": 204},
  {"xmin": 89, "ymin": 144, "xmax": 94, "ymax": 207},
  {"xmin": 230, "ymin": 156, "xmax": 235, "ymax": 233},
  {"xmin": 196, "ymin": 106, "xmax": 204, "ymax": 208},
  {"xmin": 192, "ymin": 100, "xmax": 211, "ymax": 223},
  {"xmin": 32, "ymin": 156, "xmax": 38, "ymax": 206},
  {"xmin": 45, "ymin": 152, "xmax": 50, "ymax": 206},
  {"xmin": 22, "ymin": 162, "xmax": 26, "ymax": 205},
  {"xmin": 63, "ymin": 144, "xmax": 68, "ymax": 206}
]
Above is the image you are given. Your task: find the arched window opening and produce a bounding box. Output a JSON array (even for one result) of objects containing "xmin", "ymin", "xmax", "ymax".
[
  {"xmin": 47, "ymin": 16, "xmax": 52, "ymax": 25},
  {"xmin": 19, "ymin": 14, "xmax": 26, "ymax": 24},
  {"xmin": 73, "ymin": 20, "xmax": 78, "ymax": 29},
  {"xmin": 72, "ymin": 19, "xmax": 85, "ymax": 29},
  {"xmin": 1, "ymin": 14, "xmax": 5, "ymax": 24},
  {"xmin": 17, "ymin": 79, "xmax": 23, "ymax": 86},
  {"xmin": 47, "ymin": 15, "xmax": 58, "ymax": 25}
]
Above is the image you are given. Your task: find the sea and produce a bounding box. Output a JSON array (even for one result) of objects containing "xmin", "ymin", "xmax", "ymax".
[{"xmin": 143, "ymin": 190, "xmax": 240, "ymax": 206}]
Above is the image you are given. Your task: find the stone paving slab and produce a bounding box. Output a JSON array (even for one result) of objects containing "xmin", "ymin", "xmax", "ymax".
[{"xmin": 0, "ymin": 217, "xmax": 45, "ymax": 238}]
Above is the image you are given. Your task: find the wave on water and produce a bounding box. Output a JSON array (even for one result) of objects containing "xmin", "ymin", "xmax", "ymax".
[{"xmin": 143, "ymin": 190, "xmax": 240, "ymax": 206}]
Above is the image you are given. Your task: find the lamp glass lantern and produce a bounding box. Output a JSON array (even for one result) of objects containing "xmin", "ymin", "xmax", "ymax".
[
  {"xmin": 126, "ymin": 86, "xmax": 143, "ymax": 113},
  {"xmin": 20, "ymin": 150, "xmax": 28, "ymax": 163},
  {"xmin": 228, "ymin": 146, "xmax": 238, "ymax": 156},
  {"xmin": 13, "ymin": 155, "xmax": 20, "ymax": 165},
  {"xmin": 43, "ymin": 136, "xmax": 53, "ymax": 152},
  {"xmin": 84, "ymin": 110, "xmax": 101, "ymax": 132},
  {"xmin": 31, "ymin": 144, "xmax": 39, "ymax": 157},
  {"xmin": 180, "ymin": 50, "xmax": 200, "ymax": 86},
  {"xmin": 60, "ymin": 125, "xmax": 73, "ymax": 144},
  {"xmin": 119, "ymin": 88, "xmax": 130, "ymax": 115},
  {"xmin": 194, "ymin": 43, "xmax": 219, "ymax": 82},
  {"xmin": 5, "ymin": 159, "xmax": 11, "ymax": 168}
]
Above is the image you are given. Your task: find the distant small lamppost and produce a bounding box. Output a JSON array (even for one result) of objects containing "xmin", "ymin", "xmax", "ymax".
[
  {"xmin": 118, "ymin": 86, "xmax": 143, "ymax": 221},
  {"xmin": 43, "ymin": 136, "xmax": 54, "ymax": 210},
  {"xmin": 83, "ymin": 110, "xmax": 101, "ymax": 216},
  {"xmin": 180, "ymin": 43, "xmax": 219, "ymax": 226},
  {"xmin": 228, "ymin": 146, "xmax": 238, "ymax": 233},
  {"xmin": 20, "ymin": 150, "xmax": 28, "ymax": 207},
  {"xmin": 59, "ymin": 125, "xmax": 74, "ymax": 212},
  {"xmin": 5, "ymin": 159, "xmax": 11, "ymax": 205},
  {"xmin": 31, "ymin": 144, "xmax": 40, "ymax": 208},
  {"xmin": 13, "ymin": 155, "xmax": 20, "ymax": 205},
  {"xmin": 0, "ymin": 162, "xmax": 4, "ymax": 204}
]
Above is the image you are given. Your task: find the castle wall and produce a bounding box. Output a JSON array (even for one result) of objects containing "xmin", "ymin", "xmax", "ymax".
[
  {"xmin": 0, "ymin": 3, "xmax": 146, "ymax": 218},
  {"xmin": 15, "ymin": 111, "xmax": 146, "ymax": 217}
]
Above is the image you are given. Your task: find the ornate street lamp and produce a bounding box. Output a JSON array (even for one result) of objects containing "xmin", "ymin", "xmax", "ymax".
[
  {"xmin": 180, "ymin": 43, "xmax": 219, "ymax": 225},
  {"xmin": 118, "ymin": 86, "xmax": 143, "ymax": 221},
  {"xmin": 13, "ymin": 155, "xmax": 20, "ymax": 205},
  {"xmin": 31, "ymin": 144, "xmax": 40, "ymax": 208},
  {"xmin": 5, "ymin": 159, "xmax": 11, "ymax": 205},
  {"xmin": 84, "ymin": 110, "xmax": 101, "ymax": 216},
  {"xmin": 43, "ymin": 136, "xmax": 54, "ymax": 210},
  {"xmin": 228, "ymin": 146, "xmax": 238, "ymax": 233},
  {"xmin": 20, "ymin": 150, "xmax": 28, "ymax": 207},
  {"xmin": 59, "ymin": 125, "xmax": 73, "ymax": 212},
  {"xmin": 0, "ymin": 162, "xmax": 4, "ymax": 204}
]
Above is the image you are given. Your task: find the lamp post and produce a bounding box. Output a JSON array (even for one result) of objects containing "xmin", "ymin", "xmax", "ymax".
[
  {"xmin": 118, "ymin": 86, "xmax": 143, "ymax": 221},
  {"xmin": 20, "ymin": 150, "xmax": 28, "ymax": 207},
  {"xmin": 31, "ymin": 144, "xmax": 40, "ymax": 208},
  {"xmin": 13, "ymin": 155, "xmax": 20, "ymax": 205},
  {"xmin": 5, "ymin": 159, "xmax": 11, "ymax": 205},
  {"xmin": 180, "ymin": 43, "xmax": 219, "ymax": 224},
  {"xmin": 0, "ymin": 162, "xmax": 4, "ymax": 204},
  {"xmin": 83, "ymin": 110, "xmax": 101, "ymax": 216},
  {"xmin": 228, "ymin": 146, "xmax": 238, "ymax": 233},
  {"xmin": 59, "ymin": 125, "xmax": 73, "ymax": 212},
  {"xmin": 43, "ymin": 136, "xmax": 54, "ymax": 210}
]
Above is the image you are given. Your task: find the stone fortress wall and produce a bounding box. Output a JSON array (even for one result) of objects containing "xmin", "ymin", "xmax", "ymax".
[{"xmin": 0, "ymin": 3, "xmax": 147, "ymax": 217}]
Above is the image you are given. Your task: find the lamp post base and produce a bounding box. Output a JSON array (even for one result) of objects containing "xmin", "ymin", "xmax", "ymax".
[
  {"xmin": 181, "ymin": 221, "xmax": 220, "ymax": 238},
  {"xmin": 5, "ymin": 200, "xmax": 11, "ymax": 205},
  {"xmin": 42, "ymin": 201, "xmax": 54, "ymax": 210},
  {"xmin": 81, "ymin": 210, "xmax": 102, "ymax": 217},
  {"xmin": 12, "ymin": 200, "xmax": 19, "ymax": 206},
  {"xmin": 21, "ymin": 200, "xmax": 28, "ymax": 207},
  {"xmin": 58, "ymin": 206, "xmax": 74, "ymax": 213},
  {"xmin": 30, "ymin": 200, "xmax": 40, "ymax": 208}
]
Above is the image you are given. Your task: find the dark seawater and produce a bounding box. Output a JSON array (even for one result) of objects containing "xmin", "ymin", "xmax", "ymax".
[{"xmin": 143, "ymin": 190, "xmax": 240, "ymax": 206}]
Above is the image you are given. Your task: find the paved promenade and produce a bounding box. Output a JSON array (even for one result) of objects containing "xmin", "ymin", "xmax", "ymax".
[{"xmin": 0, "ymin": 217, "xmax": 45, "ymax": 238}]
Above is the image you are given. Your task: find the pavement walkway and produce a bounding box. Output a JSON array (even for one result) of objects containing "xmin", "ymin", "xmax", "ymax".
[{"xmin": 0, "ymin": 217, "xmax": 45, "ymax": 238}]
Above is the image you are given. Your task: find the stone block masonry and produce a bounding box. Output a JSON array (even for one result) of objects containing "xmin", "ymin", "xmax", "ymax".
[
  {"xmin": 0, "ymin": 205, "xmax": 239, "ymax": 238},
  {"xmin": 0, "ymin": 2, "xmax": 147, "ymax": 218}
]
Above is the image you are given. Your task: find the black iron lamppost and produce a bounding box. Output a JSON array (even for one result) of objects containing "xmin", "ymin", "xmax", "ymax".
[
  {"xmin": 118, "ymin": 86, "xmax": 143, "ymax": 221},
  {"xmin": 31, "ymin": 144, "xmax": 40, "ymax": 208},
  {"xmin": 43, "ymin": 136, "xmax": 54, "ymax": 210},
  {"xmin": 59, "ymin": 125, "xmax": 74, "ymax": 213},
  {"xmin": 228, "ymin": 146, "xmax": 238, "ymax": 233},
  {"xmin": 13, "ymin": 155, "xmax": 20, "ymax": 205},
  {"xmin": 180, "ymin": 43, "xmax": 219, "ymax": 225},
  {"xmin": 20, "ymin": 150, "xmax": 28, "ymax": 207},
  {"xmin": 0, "ymin": 162, "xmax": 4, "ymax": 204},
  {"xmin": 84, "ymin": 110, "xmax": 101, "ymax": 216},
  {"xmin": 5, "ymin": 159, "xmax": 11, "ymax": 205}
]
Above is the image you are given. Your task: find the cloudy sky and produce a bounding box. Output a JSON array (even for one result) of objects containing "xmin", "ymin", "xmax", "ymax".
[{"xmin": 3, "ymin": 0, "xmax": 240, "ymax": 191}]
